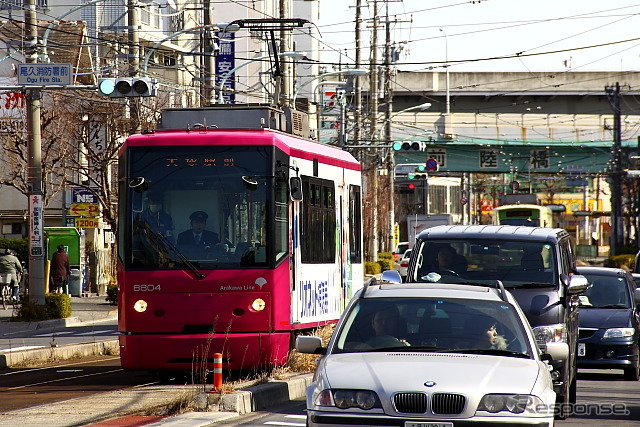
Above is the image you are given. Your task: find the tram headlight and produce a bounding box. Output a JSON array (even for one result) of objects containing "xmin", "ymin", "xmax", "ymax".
[
  {"xmin": 251, "ymin": 298, "xmax": 266, "ymax": 311},
  {"xmin": 134, "ymin": 299, "xmax": 148, "ymax": 312}
]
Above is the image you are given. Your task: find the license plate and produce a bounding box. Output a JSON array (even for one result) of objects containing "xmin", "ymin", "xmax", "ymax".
[
  {"xmin": 405, "ymin": 423, "xmax": 453, "ymax": 427},
  {"xmin": 578, "ymin": 343, "xmax": 586, "ymax": 356}
]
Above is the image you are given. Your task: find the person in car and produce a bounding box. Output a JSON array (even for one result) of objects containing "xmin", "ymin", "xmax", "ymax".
[
  {"xmin": 366, "ymin": 305, "xmax": 409, "ymax": 347},
  {"xmin": 177, "ymin": 211, "xmax": 220, "ymax": 258},
  {"xmin": 466, "ymin": 316, "xmax": 508, "ymax": 350},
  {"xmin": 426, "ymin": 245, "xmax": 467, "ymax": 275},
  {"xmin": 140, "ymin": 191, "xmax": 174, "ymax": 240}
]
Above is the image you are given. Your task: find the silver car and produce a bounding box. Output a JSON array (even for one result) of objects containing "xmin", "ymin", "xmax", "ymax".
[
  {"xmin": 296, "ymin": 275, "xmax": 567, "ymax": 426},
  {"xmin": 394, "ymin": 249, "xmax": 412, "ymax": 279}
]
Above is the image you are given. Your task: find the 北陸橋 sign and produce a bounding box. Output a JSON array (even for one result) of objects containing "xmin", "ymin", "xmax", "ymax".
[{"xmin": 17, "ymin": 63, "xmax": 72, "ymax": 86}]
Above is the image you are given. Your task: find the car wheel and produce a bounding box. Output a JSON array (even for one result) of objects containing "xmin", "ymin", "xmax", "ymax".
[
  {"xmin": 554, "ymin": 372, "xmax": 572, "ymax": 420},
  {"xmin": 624, "ymin": 364, "xmax": 639, "ymax": 381}
]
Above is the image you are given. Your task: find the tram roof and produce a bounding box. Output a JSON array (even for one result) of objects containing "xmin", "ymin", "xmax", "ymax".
[{"xmin": 121, "ymin": 129, "xmax": 361, "ymax": 171}]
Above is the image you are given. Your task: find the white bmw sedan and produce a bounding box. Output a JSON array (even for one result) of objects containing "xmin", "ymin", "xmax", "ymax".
[{"xmin": 296, "ymin": 277, "xmax": 568, "ymax": 426}]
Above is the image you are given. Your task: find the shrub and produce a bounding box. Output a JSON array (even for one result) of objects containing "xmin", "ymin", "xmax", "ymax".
[
  {"xmin": 378, "ymin": 252, "xmax": 393, "ymax": 260},
  {"xmin": 13, "ymin": 293, "xmax": 71, "ymax": 321},
  {"xmin": 0, "ymin": 238, "xmax": 28, "ymax": 262},
  {"xmin": 365, "ymin": 262, "xmax": 381, "ymax": 275},
  {"xmin": 106, "ymin": 283, "xmax": 118, "ymax": 305},
  {"xmin": 377, "ymin": 259, "xmax": 394, "ymax": 271}
]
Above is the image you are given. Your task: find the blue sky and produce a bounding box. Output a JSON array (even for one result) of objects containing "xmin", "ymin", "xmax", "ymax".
[{"xmin": 314, "ymin": 0, "xmax": 640, "ymax": 73}]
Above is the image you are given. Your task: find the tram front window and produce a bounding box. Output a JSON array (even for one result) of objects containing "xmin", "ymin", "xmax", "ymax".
[{"xmin": 126, "ymin": 146, "xmax": 277, "ymax": 269}]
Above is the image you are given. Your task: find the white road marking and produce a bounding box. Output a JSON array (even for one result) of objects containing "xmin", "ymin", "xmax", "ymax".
[{"xmin": 0, "ymin": 345, "xmax": 45, "ymax": 352}]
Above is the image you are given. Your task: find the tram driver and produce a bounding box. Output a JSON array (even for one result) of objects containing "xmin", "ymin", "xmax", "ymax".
[{"xmin": 177, "ymin": 211, "xmax": 220, "ymax": 258}]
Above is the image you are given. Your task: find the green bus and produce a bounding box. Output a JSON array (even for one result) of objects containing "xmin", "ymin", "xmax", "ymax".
[{"xmin": 492, "ymin": 204, "xmax": 554, "ymax": 227}]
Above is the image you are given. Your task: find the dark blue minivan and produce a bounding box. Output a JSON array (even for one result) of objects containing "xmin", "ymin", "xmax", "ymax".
[{"xmin": 577, "ymin": 266, "xmax": 640, "ymax": 380}]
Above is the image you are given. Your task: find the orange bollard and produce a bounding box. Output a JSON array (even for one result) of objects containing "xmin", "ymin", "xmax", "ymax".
[{"xmin": 208, "ymin": 352, "xmax": 223, "ymax": 393}]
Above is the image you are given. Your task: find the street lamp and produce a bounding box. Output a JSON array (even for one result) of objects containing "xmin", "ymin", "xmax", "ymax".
[
  {"xmin": 142, "ymin": 23, "xmax": 241, "ymax": 74},
  {"xmin": 217, "ymin": 51, "xmax": 306, "ymax": 104},
  {"xmin": 387, "ymin": 102, "xmax": 432, "ymax": 252},
  {"xmin": 439, "ymin": 29, "xmax": 450, "ymax": 116},
  {"xmin": 291, "ymin": 68, "xmax": 368, "ymax": 106}
]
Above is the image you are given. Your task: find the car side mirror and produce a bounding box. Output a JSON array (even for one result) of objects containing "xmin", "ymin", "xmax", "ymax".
[
  {"xmin": 567, "ymin": 274, "xmax": 589, "ymax": 294},
  {"xmin": 381, "ymin": 270, "xmax": 402, "ymax": 284},
  {"xmin": 295, "ymin": 336, "xmax": 326, "ymax": 354},
  {"xmin": 634, "ymin": 289, "xmax": 640, "ymax": 304}
]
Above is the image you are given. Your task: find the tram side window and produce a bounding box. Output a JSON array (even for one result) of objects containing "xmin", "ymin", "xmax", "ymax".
[
  {"xmin": 349, "ymin": 185, "xmax": 362, "ymax": 263},
  {"xmin": 301, "ymin": 176, "xmax": 336, "ymax": 263}
]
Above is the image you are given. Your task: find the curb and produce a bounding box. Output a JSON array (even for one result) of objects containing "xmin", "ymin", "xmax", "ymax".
[
  {"xmin": 0, "ymin": 339, "xmax": 119, "ymax": 368},
  {"xmin": 212, "ymin": 373, "xmax": 313, "ymax": 414}
]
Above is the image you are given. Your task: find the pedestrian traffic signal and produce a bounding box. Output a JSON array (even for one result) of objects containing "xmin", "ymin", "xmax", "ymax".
[
  {"xmin": 392, "ymin": 141, "xmax": 426, "ymax": 151},
  {"xmin": 98, "ymin": 77, "xmax": 158, "ymax": 97}
]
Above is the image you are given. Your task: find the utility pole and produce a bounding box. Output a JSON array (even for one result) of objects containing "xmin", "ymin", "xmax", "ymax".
[
  {"xmin": 369, "ymin": 0, "xmax": 379, "ymax": 260},
  {"xmin": 605, "ymin": 82, "xmax": 622, "ymax": 256},
  {"xmin": 25, "ymin": 0, "xmax": 45, "ymax": 305},
  {"xmin": 353, "ymin": 0, "xmax": 362, "ymax": 150},
  {"xmin": 279, "ymin": 0, "xmax": 292, "ymax": 106},
  {"xmin": 383, "ymin": 2, "xmax": 394, "ymax": 253},
  {"xmin": 127, "ymin": 0, "xmax": 140, "ymax": 130},
  {"xmin": 201, "ymin": 0, "xmax": 214, "ymax": 106}
]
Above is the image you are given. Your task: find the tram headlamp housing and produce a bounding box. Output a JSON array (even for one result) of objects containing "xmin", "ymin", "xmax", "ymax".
[
  {"xmin": 251, "ymin": 298, "xmax": 266, "ymax": 311},
  {"xmin": 134, "ymin": 299, "xmax": 148, "ymax": 312}
]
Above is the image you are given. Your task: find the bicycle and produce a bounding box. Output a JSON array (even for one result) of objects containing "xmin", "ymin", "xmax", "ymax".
[
  {"xmin": 1, "ymin": 282, "xmax": 10, "ymax": 310},
  {"xmin": 0, "ymin": 273, "xmax": 19, "ymax": 310}
]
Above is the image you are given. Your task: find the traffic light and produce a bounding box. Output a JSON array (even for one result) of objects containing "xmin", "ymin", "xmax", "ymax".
[
  {"xmin": 408, "ymin": 165, "xmax": 428, "ymax": 180},
  {"xmin": 392, "ymin": 141, "xmax": 426, "ymax": 151},
  {"xmin": 399, "ymin": 183, "xmax": 416, "ymax": 194},
  {"xmin": 98, "ymin": 77, "xmax": 158, "ymax": 97}
]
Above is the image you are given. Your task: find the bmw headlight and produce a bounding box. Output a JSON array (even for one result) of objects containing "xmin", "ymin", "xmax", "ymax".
[
  {"xmin": 532, "ymin": 323, "xmax": 567, "ymax": 345},
  {"xmin": 478, "ymin": 394, "xmax": 546, "ymax": 414},
  {"xmin": 603, "ymin": 328, "xmax": 634, "ymax": 339},
  {"xmin": 314, "ymin": 389, "xmax": 381, "ymax": 410}
]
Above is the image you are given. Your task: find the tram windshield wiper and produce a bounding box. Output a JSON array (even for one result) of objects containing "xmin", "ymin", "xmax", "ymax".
[{"xmin": 154, "ymin": 232, "xmax": 205, "ymax": 279}]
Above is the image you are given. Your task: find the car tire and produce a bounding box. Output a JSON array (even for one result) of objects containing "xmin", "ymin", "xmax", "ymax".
[
  {"xmin": 554, "ymin": 390, "xmax": 569, "ymax": 420},
  {"xmin": 624, "ymin": 364, "xmax": 639, "ymax": 381},
  {"xmin": 554, "ymin": 370, "xmax": 573, "ymax": 420}
]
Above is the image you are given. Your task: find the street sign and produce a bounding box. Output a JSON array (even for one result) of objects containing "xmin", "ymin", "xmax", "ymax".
[
  {"xmin": 460, "ymin": 197, "xmax": 468, "ymax": 205},
  {"xmin": 69, "ymin": 203, "xmax": 100, "ymax": 217},
  {"xmin": 75, "ymin": 218, "xmax": 100, "ymax": 228},
  {"xmin": 17, "ymin": 63, "xmax": 72, "ymax": 86},
  {"xmin": 29, "ymin": 194, "xmax": 44, "ymax": 256},
  {"xmin": 425, "ymin": 158, "xmax": 438, "ymax": 171},
  {"xmin": 71, "ymin": 187, "xmax": 98, "ymax": 204}
]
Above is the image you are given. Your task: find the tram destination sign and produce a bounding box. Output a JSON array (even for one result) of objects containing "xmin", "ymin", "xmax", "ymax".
[{"xmin": 17, "ymin": 63, "xmax": 72, "ymax": 86}]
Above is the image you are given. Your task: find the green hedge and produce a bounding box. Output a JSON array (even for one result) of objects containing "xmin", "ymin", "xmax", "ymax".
[
  {"xmin": 13, "ymin": 293, "xmax": 72, "ymax": 321},
  {"xmin": 378, "ymin": 252, "xmax": 393, "ymax": 260},
  {"xmin": 365, "ymin": 262, "xmax": 381, "ymax": 275},
  {"xmin": 377, "ymin": 259, "xmax": 394, "ymax": 271},
  {"xmin": 106, "ymin": 284, "xmax": 118, "ymax": 305},
  {"xmin": 0, "ymin": 238, "xmax": 28, "ymax": 262}
]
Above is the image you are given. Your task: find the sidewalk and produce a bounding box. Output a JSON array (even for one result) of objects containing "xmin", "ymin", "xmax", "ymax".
[
  {"xmin": 0, "ymin": 296, "xmax": 311, "ymax": 426},
  {"xmin": 0, "ymin": 294, "xmax": 118, "ymax": 368}
]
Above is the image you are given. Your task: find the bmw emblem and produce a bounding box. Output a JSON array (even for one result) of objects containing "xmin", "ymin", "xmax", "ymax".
[{"xmin": 424, "ymin": 381, "xmax": 436, "ymax": 387}]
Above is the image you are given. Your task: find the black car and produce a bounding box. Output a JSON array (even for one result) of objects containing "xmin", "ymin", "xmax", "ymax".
[{"xmin": 577, "ymin": 266, "xmax": 640, "ymax": 380}]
